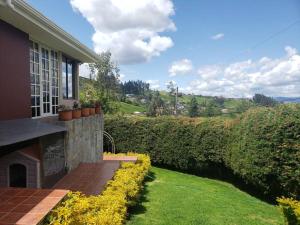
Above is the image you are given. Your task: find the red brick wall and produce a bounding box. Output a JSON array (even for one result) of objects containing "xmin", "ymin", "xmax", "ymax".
[{"xmin": 0, "ymin": 19, "xmax": 31, "ymax": 120}]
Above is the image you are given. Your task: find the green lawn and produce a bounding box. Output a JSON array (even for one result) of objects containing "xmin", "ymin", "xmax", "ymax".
[
  {"xmin": 127, "ymin": 167, "xmax": 284, "ymax": 225},
  {"xmin": 119, "ymin": 102, "xmax": 146, "ymax": 114}
]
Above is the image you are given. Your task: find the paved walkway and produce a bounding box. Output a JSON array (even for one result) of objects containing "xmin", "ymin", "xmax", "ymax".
[
  {"xmin": 0, "ymin": 156, "xmax": 137, "ymax": 224},
  {"xmin": 54, "ymin": 156, "xmax": 137, "ymax": 196},
  {"xmin": 0, "ymin": 188, "xmax": 68, "ymax": 225},
  {"xmin": 54, "ymin": 161, "xmax": 120, "ymax": 195}
]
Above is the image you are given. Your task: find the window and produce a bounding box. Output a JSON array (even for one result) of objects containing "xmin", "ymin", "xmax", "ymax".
[
  {"xmin": 41, "ymin": 48, "xmax": 50, "ymax": 114},
  {"xmin": 30, "ymin": 41, "xmax": 60, "ymax": 117},
  {"xmin": 9, "ymin": 164, "xmax": 27, "ymax": 188},
  {"xmin": 30, "ymin": 41, "xmax": 41, "ymax": 117},
  {"xmin": 51, "ymin": 51, "xmax": 59, "ymax": 114},
  {"xmin": 62, "ymin": 56, "xmax": 75, "ymax": 99}
]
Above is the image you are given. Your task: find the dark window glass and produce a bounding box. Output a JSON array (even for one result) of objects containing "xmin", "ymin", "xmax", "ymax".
[{"xmin": 62, "ymin": 56, "xmax": 75, "ymax": 99}]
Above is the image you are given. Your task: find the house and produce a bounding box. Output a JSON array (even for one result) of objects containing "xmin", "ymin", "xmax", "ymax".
[{"xmin": 0, "ymin": 0, "xmax": 104, "ymax": 190}]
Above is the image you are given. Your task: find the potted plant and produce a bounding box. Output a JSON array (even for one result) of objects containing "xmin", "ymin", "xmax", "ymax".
[
  {"xmin": 72, "ymin": 101, "xmax": 81, "ymax": 119},
  {"xmin": 81, "ymin": 102, "xmax": 90, "ymax": 117},
  {"xmin": 89, "ymin": 101, "xmax": 96, "ymax": 115},
  {"xmin": 58, "ymin": 104, "xmax": 72, "ymax": 121},
  {"xmin": 95, "ymin": 101, "xmax": 102, "ymax": 114}
]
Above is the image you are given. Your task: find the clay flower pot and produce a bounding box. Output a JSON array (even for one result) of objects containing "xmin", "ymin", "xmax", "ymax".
[
  {"xmin": 81, "ymin": 108, "xmax": 90, "ymax": 117},
  {"xmin": 59, "ymin": 110, "xmax": 73, "ymax": 121},
  {"xmin": 90, "ymin": 107, "xmax": 96, "ymax": 115},
  {"xmin": 95, "ymin": 106, "xmax": 101, "ymax": 114},
  {"xmin": 72, "ymin": 109, "xmax": 81, "ymax": 119}
]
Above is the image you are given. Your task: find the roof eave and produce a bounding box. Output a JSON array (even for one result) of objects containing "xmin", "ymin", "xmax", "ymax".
[{"xmin": 4, "ymin": 0, "xmax": 100, "ymax": 62}]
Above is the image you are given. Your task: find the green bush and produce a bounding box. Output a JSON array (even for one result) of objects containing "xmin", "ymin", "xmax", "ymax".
[
  {"xmin": 105, "ymin": 104, "xmax": 300, "ymax": 200},
  {"xmin": 277, "ymin": 197, "xmax": 300, "ymax": 225},
  {"xmin": 47, "ymin": 153, "xmax": 151, "ymax": 225},
  {"xmin": 226, "ymin": 105, "xmax": 300, "ymax": 198}
]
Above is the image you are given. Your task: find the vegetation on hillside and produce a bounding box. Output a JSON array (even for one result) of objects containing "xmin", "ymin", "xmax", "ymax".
[{"xmin": 79, "ymin": 51, "xmax": 280, "ymax": 117}]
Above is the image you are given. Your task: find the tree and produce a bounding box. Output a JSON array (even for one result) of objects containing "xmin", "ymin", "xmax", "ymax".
[
  {"xmin": 200, "ymin": 100, "xmax": 222, "ymax": 117},
  {"xmin": 166, "ymin": 81, "xmax": 177, "ymax": 114},
  {"xmin": 235, "ymin": 99, "xmax": 253, "ymax": 113},
  {"xmin": 80, "ymin": 51, "xmax": 121, "ymax": 113},
  {"xmin": 253, "ymin": 94, "xmax": 277, "ymax": 107},
  {"xmin": 188, "ymin": 96, "xmax": 199, "ymax": 117},
  {"xmin": 121, "ymin": 80, "xmax": 150, "ymax": 96},
  {"xmin": 147, "ymin": 91, "xmax": 165, "ymax": 117}
]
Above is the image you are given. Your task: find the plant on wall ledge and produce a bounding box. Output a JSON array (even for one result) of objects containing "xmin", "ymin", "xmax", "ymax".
[
  {"xmin": 58, "ymin": 104, "xmax": 72, "ymax": 121},
  {"xmin": 81, "ymin": 101, "xmax": 91, "ymax": 117},
  {"xmin": 72, "ymin": 101, "xmax": 81, "ymax": 119}
]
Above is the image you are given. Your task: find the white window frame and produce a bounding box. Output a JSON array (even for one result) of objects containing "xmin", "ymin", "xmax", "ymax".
[{"xmin": 30, "ymin": 39, "xmax": 61, "ymax": 118}]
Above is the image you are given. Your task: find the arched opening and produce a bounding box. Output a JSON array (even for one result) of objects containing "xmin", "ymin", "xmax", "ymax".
[
  {"xmin": 9, "ymin": 164, "xmax": 27, "ymax": 187},
  {"xmin": 103, "ymin": 131, "xmax": 116, "ymax": 154}
]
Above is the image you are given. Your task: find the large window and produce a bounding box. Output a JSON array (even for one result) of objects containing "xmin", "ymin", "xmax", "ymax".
[
  {"xmin": 41, "ymin": 48, "xmax": 50, "ymax": 115},
  {"xmin": 51, "ymin": 51, "xmax": 59, "ymax": 114},
  {"xmin": 62, "ymin": 56, "xmax": 75, "ymax": 99},
  {"xmin": 30, "ymin": 41, "xmax": 41, "ymax": 117},
  {"xmin": 30, "ymin": 41, "xmax": 60, "ymax": 117}
]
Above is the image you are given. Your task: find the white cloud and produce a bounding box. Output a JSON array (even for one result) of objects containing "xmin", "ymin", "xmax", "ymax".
[
  {"xmin": 285, "ymin": 46, "xmax": 297, "ymax": 57},
  {"xmin": 79, "ymin": 63, "xmax": 94, "ymax": 78},
  {"xmin": 183, "ymin": 46, "xmax": 300, "ymax": 97},
  {"xmin": 147, "ymin": 79, "xmax": 160, "ymax": 90},
  {"xmin": 70, "ymin": 0, "xmax": 175, "ymax": 64},
  {"xmin": 211, "ymin": 33, "xmax": 224, "ymax": 40},
  {"xmin": 119, "ymin": 73, "xmax": 126, "ymax": 81},
  {"xmin": 169, "ymin": 59, "xmax": 193, "ymax": 77}
]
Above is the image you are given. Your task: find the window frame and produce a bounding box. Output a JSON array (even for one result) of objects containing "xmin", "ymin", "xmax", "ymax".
[
  {"xmin": 30, "ymin": 40, "xmax": 61, "ymax": 118},
  {"xmin": 62, "ymin": 56, "xmax": 75, "ymax": 100}
]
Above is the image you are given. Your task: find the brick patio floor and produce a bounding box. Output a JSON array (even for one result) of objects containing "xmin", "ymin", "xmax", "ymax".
[
  {"xmin": 0, "ymin": 188, "xmax": 68, "ymax": 225},
  {"xmin": 0, "ymin": 156, "xmax": 137, "ymax": 224},
  {"xmin": 54, "ymin": 161, "xmax": 120, "ymax": 195},
  {"xmin": 54, "ymin": 156, "xmax": 137, "ymax": 196}
]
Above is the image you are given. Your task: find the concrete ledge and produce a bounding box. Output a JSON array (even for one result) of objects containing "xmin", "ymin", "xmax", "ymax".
[{"xmin": 103, "ymin": 155, "xmax": 138, "ymax": 163}]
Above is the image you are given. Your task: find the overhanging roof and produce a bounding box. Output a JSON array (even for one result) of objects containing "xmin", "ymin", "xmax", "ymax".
[
  {"xmin": 0, "ymin": 0, "xmax": 99, "ymax": 63},
  {"xmin": 0, "ymin": 118, "xmax": 66, "ymax": 147}
]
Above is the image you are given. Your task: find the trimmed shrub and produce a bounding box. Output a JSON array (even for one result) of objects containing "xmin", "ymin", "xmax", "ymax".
[
  {"xmin": 226, "ymin": 104, "xmax": 300, "ymax": 198},
  {"xmin": 105, "ymin": 116, "xmax": 230, "ymax": 175},
  {"xmin": 105, "ymin": 104, "xmax": 300, "ymax": 199},
  {"xmin": 47, "ymin": 153, "xmax": 151, "ymax": 225},
  {"xmin": 277, "ymin": 197, "xmax": 300, "ymax": 225}
]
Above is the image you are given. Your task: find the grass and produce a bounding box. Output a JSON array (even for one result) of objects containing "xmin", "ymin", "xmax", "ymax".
[
  {"xmin": 119, "ymin": 102, "xmax": 146, "ymax": 114},
  {"xmin": 127, "ymin": 167, "xmax": 284, "ymax": 225}
]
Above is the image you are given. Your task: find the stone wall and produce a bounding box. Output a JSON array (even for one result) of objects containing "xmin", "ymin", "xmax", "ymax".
[
  {"xmin": 40, "ymin": 133, "xmax": 66, "ymax": 188},
  {"xmin": 57, "ymin": 114, "xmax": 104, "ymax": 171}
]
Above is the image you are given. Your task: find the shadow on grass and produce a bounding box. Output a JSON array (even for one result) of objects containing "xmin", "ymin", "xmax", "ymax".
[
  {"xmin": 127, "ymin": 171, "xmax": 156, "ymax": 218},
  {"xmin": 154, "ymin": 163, "xmax": 277, "ymax": 204}
]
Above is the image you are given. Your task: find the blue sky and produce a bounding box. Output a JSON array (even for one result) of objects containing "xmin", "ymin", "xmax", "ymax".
[{"xmin": 27, "ymin": 0, "xmax": 300, "ymax": 97}]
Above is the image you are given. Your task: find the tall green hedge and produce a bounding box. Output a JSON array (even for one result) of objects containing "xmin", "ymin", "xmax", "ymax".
[{"xmin": 104, "ymin": 104, "xmax": 300, "ymax": 200}]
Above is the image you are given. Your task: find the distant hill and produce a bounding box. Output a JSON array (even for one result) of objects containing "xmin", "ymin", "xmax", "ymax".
[{"xmin": 274, "ymin": 97, "xmax": 300, "ymax": 103}]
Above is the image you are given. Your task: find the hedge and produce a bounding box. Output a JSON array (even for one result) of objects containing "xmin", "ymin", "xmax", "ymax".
[
  {"xmin": 104, "ymin": 104, "xmax": 300, "ymax": 200},
  {"xmin": 277, "ymin": 197, "xmax": 300, "ymax": 224},
  {"xmin": 47, "ymin": 153, "xmax": 151, "ymax": 225}
]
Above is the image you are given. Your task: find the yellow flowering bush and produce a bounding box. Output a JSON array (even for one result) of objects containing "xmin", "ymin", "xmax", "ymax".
[
  {"xmin": 277, "ymin": 197, "xmax": 300, "ymax": 225},
  {"xmin": 47, "ymin": 153, "xmax": 151, "ymax": 225}
]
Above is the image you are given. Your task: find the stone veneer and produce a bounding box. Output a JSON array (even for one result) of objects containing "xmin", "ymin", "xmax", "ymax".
[{"xmin": 57, "ymin": 114, "xmax": 104, "ymax": 171}]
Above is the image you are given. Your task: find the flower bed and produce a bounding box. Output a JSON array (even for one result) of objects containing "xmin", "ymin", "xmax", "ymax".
[
  {"xmin": 277, "ymin": 197, "xmax": 300, "ymax": 225},
  {"xmin": 46, "ymin": 153, "xmax": 151, "ymax": 225}
]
